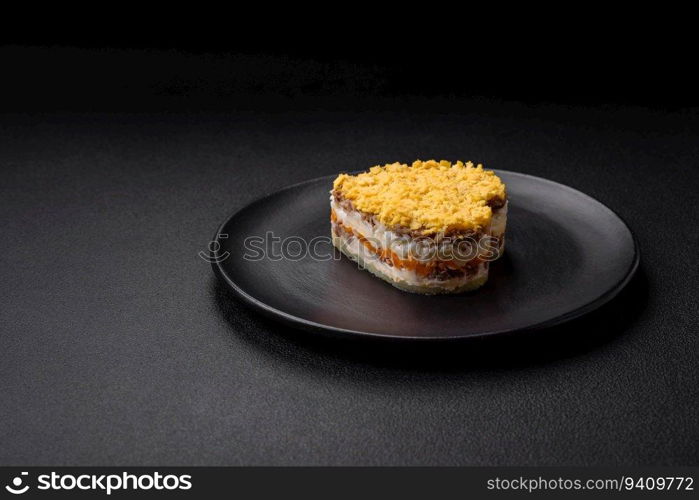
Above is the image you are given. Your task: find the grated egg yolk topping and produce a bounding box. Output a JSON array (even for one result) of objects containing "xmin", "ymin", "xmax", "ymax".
[{"xmin": 332, "ymin": 160, "xmax": 506, "ymax": 234}]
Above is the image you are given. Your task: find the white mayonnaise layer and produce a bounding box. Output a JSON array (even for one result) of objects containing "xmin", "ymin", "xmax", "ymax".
[
  {"xmin": 331, "ymin": 198, "xmax": 413, "ymax": 258},
  {"xmin": 331, "ymin": 197, "xmax": 507, "ymax": 256},
  {"xmin": 332, "ymin": 220, "xmax": 489, "ymax": 289}
]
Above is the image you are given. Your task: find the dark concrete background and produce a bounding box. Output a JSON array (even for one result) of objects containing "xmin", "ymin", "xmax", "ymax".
[{"xmin": 0, "ymin": 46, "xmax": 697, "ymax": 465}]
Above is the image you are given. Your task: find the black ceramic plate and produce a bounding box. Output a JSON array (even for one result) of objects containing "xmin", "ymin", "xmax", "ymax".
[{"xmin": 212, "ymin": 171, "xmax": 638, "ymax": 340}]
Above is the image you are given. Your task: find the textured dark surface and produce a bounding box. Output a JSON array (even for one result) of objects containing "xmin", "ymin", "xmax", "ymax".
[
  {"xmin": 214, "ymin": 172, "xmax": 638, "ymax": 339},
  {"xmin": 1, "ymin": 54, "xmax": 698, "ymax": 464}
]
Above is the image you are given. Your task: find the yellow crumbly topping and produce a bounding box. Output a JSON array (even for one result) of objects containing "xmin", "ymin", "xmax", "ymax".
[{"xmin": 333, "ymin": 160, "xmax": 506, "ymax": 234}]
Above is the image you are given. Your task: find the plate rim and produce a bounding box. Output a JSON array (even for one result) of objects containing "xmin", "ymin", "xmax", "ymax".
[{"xmin": 211, "ymin": 170, "xmax": 640, "ymax": 341}]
